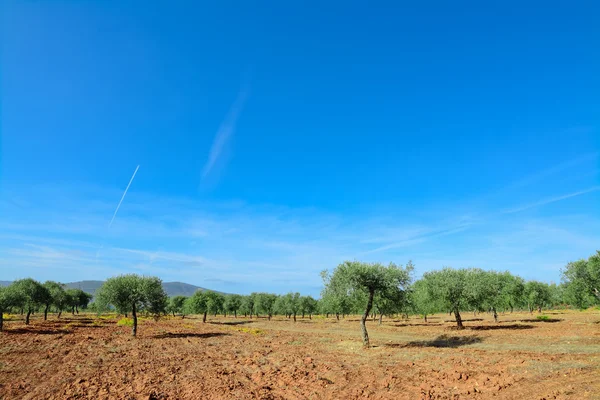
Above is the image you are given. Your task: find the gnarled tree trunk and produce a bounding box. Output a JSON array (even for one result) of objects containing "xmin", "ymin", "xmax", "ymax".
[
  {"xmin": 44, "ymin": 305, "xmax": 49, "ymax": 321},
  {"xmin": 25, "ymin": 308, "xmax": 32, "ymax": 325},
  {"xmin": 203, "ymin": 311, "xmax": 207, "ymax": 323},
  {"xmin": 493, "ymin": 307, "xmax": 498, "ymax": 323},
  {"xmin": 361, "ymin": 289, "xmax": 375, "ymax": 347},
  {"xmin": 454, "ymin": 307, "xmax": 464, "ymax": 329},
  {"xmin": 131, "ymin": 302, "xmax": 138, "ymax": 337}
]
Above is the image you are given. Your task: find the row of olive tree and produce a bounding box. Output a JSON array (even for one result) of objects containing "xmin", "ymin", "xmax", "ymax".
[
  {"xmin": 0, "ymin": 279, "xmax": 91, "ymax": 331},
  {"xmin": 178, "ymin": 291, "xmax": 319, "ymax": 322}
]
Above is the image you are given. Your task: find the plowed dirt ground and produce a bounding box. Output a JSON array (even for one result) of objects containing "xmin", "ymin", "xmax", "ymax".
[{"xmin": 1, "ymin": 310, "xmax": 599, "ymax": 399}]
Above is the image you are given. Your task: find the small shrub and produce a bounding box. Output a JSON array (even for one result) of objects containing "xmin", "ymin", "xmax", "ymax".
[
  {"xmin": 117, "ymin": 318, "xmax": 134, "ymax": 326},
  {"xmin": 537, "ymin": 315, "xmax": 549, "ymax": 321}
]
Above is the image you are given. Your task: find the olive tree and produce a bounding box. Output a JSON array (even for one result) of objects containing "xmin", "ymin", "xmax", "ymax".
[
  {"xmin": 320, "ymin": 270, "xmax": 352, "ymax": 320},
  {"xmin": 168, "ymin": 296, "xmax": 188, "ymax": 318},
  {"xmin": 0, "ymin": 285, "xmax": 22, "ymax": 331},
  {"xmin": 422, "ymin": 268, "xmax": 477, "ymax": 329},
  {"xmin": 224, "ymin": 294, "xmax": 243, "ymax": 318},
  {"xmin": 65, "ymin": 288, "xmax": 93, "ymax": 315},
  {"xmin": 206, "ymin": 292, "xmax": 225, "ymax": 317},
  {"xmin": 524, "ymin": 281, "xmax": 551, "ymax": 313},
  {"xmin": 254, "ymin": 293, "xmax": 278, "ymax": 320},
  {"xmin": 12, "ymin": 278, "xmax": 49, "ymax": 325},
  {"xmin": 299, "ymin": 295, "xmax": 318, "ymax": 319},
  {"xmin": 323, "ymin": 261, "xmax": 412, "ymax": 347},
  {"xmin": 95, "ymin": 275, "xmax": 168, "ymax": 336},
  {"xmin": 562, "ymin": 251, "xmax": 600, "ymax": 305},
  {"xmin": 184, "ymin": 290, "xmax": 208, "ymax": 322},
  {"xmin": 240, "ymin": 294, "xmax": 255, "ymax": 318},
  {"xmin": 410, "ymin": 279, "xmax": 438, "ymax": 322},
  {"xmin": 42, "ymin": 281, "xmax": 68, "ymax": 320}
]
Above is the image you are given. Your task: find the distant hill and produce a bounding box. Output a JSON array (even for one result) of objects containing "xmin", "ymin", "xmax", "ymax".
[{"xmin": 0, "ymin": 280, "xmax": 217, "ymax": 297}]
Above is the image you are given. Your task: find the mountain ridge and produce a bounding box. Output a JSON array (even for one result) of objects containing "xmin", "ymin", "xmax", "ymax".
[{"xmin": 0, "ymin": 280, "xmax": 220, "ymax": 297}]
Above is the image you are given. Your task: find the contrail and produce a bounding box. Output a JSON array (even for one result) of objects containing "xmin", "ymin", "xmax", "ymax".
[
  {"xmin": 502, "ymin": 186, "xmax": 600, "ymax": 214},
  {"xmin": 109, "ymin": 165, "xmax": 140, "ymax": 228}
]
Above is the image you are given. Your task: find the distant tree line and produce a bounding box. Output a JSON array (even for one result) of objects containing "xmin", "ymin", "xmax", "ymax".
[
  {"xmin": 1, "ymin": 251, "xmax": 597, "ymax": 343},
  {"xmin": 0, "ymin": 279, "xmax": 91, "ymax": 331}
]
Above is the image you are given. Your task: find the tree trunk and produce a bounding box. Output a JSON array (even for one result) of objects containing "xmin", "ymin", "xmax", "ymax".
[
  {"xmin": 335, "ymin": 313, "xmax": 339, "ymax": 321},
  {"xmin": 493, "ymin": 307, "xmax": 498, "ymax": 323},
  {"xmin": 424, "ymin": 314, "xmax": 427, "ymax": 323},
  {"xmin": 26, "ymin": 308, "xmax": 32, "ymax": 325},
  {"xmin": 454, "ymin": 308, "xmax": 464, "ymax": 329},
  {"xmin": 58, "ymin": 310, "xmax": 62, "ymax": 318},
  {"xmin": 361, "ymin": 289, "xmax": 375, "ymax": 347},
  {"xmin": 203, "ymin": 311, "xmax": 207, "ymax": 323},
  {"xmin": 72, "ymin": 306, "xmax": 75, "ymax": 315},
  {"xmin": 234, "ymin": 310, "xmax": 237, "ymax": 318},
  {"xmin": 326, "ymin": 313, "xmax": 329, "ymax": 318},
  {"xmin": 302, "ymin": 312, "xmax": 305, "ymax": 318},
  {"xmin": 309, "ymin": 313, "xmax": 312, "ymax": 320},
  {"xmin": 132, "ymin": 303, "xmax": 138, "ymax": 337},
  {"xmin": 44, "ymin": 305, "xmax": 49, "ymax": 321},
  {"xmin": 537, "ymin": 306, "xmax": 542, "ymax": 313},
  {"xmin": 76, "ymin": 306, "xmax": 79, "ymax": 314},
  {"xmin": 378, "ymin": 313, "xmax": 383, "ymax": 326},
  {"xmin": 293, "ymin": 312, "xmax": 296, "ymax": 322},
  {"xmin": 172, "ymin": 311, "xmax": 175, "ymax": 317}
]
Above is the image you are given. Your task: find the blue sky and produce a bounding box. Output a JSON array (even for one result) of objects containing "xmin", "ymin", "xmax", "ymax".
[{"xmin": 1, "ymin": 1, "xmax": 599, "ymax": 296}]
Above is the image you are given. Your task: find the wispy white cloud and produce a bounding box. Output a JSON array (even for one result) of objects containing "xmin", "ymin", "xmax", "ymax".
[
  {"xmin": 501, "ymin": 152, "xmax": 598, "ymax": 193},
  {"xmin": 202, "ymin": 86, "xmax": 249, "ymax": 180},
  {"xmin": 1, "ymin": 181, "xmax": 599, "ymax": 294},
  {"xmin": 502, "ymin": 186, "xmax": 600, "ymax": 214}
]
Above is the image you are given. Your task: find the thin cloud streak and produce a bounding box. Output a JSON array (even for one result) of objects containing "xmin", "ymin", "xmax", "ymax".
[
  {"xmin": 108, "ymin": 165, "xmax": 140, "ymax": 228},
  {"xmin": 201, "ymin": 86, "xmax": 249, "ymax": 179},
  {"xmin": 503, "ymin": 186, "xmax": 600, "ymax": 214},
  {"xmin": 502, "ymin": 152, "xmax": 598, "ymax": 193}
]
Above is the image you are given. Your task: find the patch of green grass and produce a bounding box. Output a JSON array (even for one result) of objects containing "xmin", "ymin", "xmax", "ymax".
[
  {"xmin": 537, "ymin": 315, "xmax": 550, "ymax": 321},
  {"xmin": 116, "ymin": 318, "xmax": 133, "ymax": 326}
]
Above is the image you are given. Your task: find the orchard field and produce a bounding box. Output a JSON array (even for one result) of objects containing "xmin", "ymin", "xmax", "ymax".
[{"xmin": 1, "ymin": 309, "xmax": 599, "ymax": 400}]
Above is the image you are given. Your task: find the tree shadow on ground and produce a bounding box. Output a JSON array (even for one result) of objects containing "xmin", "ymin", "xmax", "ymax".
[
  {"xmin": 3, "ymin": 328, "xmax": 71, "ymax": 335},
  {"xmin": 153, "ymin": 332, "xmax": 230, "ymax": 339},
  {"xmin": 519, "ymin": 318, "xmax": 562, "ymax": 323},
  {"xmin": 391, "ymin": 334, "xmax": 483, "ymax": 348},
  {"xmin": 392, "ymin": 323, "xmax": 443, "ymax": 327},
  {"xmin": 468, "ymin": 324, "xmax": 534, "ymax": 331},
  {"xmin": 443, "ymin": 318, "xmax": 483, "ymax": 323},
  {"xmin": 208, "ymin": 320, "xmax": 255, "ymax": 326}
]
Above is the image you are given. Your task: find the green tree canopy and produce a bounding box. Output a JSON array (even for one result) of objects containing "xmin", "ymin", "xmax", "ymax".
[
  {"xmin": 0, "ymin": 285, "xmax": 23, "ymax": 331},
  {"xmin": 184, "ymin": 290, "xmax": 209, "ymax": 322},
  {"xmin": 323, "ymin": 261, "xmax": 413, "ymax": 347},
  {"xmin": 168, "ymin": 296, "xmax": 188, "ymax": 318},
  {"xmin": 224, "ymin": 294, "xmax": 243, "ymax": 318},
  {"xmin": 12, "ymin": 278, "xmax": 49, "ymax": 325},
  {"xmin": 95, "ymin": 274, "xmax": 168, "ymax": 336},
  {"xmin": 41, "ymin": 281, "xmax": 68, "ymax": 320}
]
